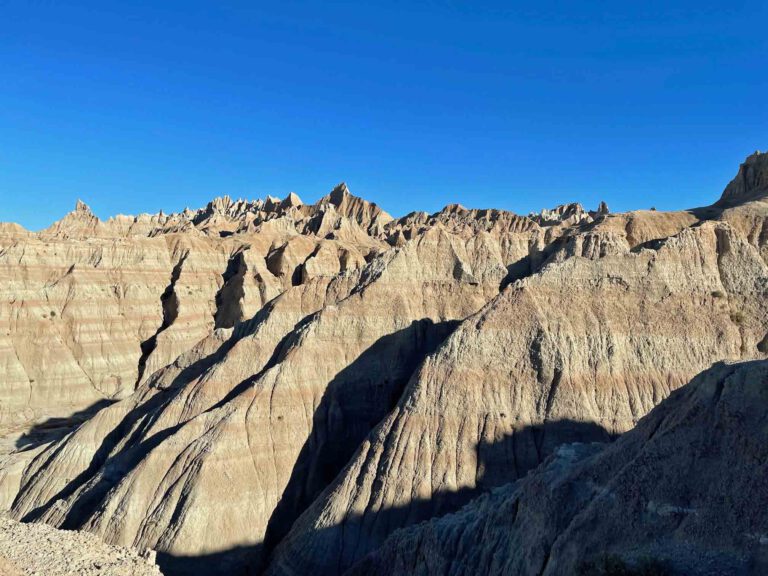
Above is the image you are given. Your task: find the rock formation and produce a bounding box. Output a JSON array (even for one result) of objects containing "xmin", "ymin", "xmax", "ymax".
[
  {"xmin": 346, "ymin": 359, "xmax": 768, "ymax": 576},
  {"xmin": 267, "ymin": 213, "xmax": 768, "ymax": 576},
  {"xmin": 0, "ymin": 188, "xmax": 389, "ymax": 430},
  {"xmin": 1, "ymin": 151, "xmax": 767, "ymax": 576}
]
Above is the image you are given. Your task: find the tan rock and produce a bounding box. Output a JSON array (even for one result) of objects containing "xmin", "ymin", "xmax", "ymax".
[{"xmin": 0, "ymin": 513, "xmax": 161, "ymax": 575}]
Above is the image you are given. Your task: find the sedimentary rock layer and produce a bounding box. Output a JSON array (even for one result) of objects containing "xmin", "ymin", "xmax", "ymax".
[{"xmin": 267, "ymin": 217, "xmax": 768, "ymax": 575}]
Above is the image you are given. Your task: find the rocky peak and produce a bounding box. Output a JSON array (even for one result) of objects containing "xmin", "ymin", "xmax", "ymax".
[
  {"xmin": 206, "ymin": 195, "xmax": 234, "ymax": 214},
  {"xmin": 327, "ymin": 182, "xmax": 350, "ymax": 206},
  {"xmin": 530, "ymin": 202, "xmax": 591, "ymax": 226},
  {"xmin": 264, "ymin": 195, "xmax": 282, "ymax": 212},
  {"xmin": 717, "ymin": 150, "xmax": 768, "ymax": 206},
  {"xmin": 75, "ymin": 199, "xmax": 93, "ymax": 215},
  {"xmin": 39, "ymin": 198, "xmax": 101, "ymax": 238},
  {"xmin": 320, "ymin": 183, "xmax": 393, "ymax": 229},
  {"xmin": 280, "ymin": 192, "xmax": 303, "ymax": 209}
]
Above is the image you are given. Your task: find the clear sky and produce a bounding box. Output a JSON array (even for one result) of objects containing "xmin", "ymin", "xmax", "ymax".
[{"xmin": 1, "ymin": 1, "xmax": 766, "ymax": 230}]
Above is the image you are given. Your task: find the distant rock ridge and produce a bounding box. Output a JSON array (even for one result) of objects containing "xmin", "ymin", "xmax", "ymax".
[
  {"xmin": 32, "ymin": 186, "xmax": 391, "ymax": 240},
  {"xmin": 529, "ymin": 200, "xmax": 609, "ymax": 226}
]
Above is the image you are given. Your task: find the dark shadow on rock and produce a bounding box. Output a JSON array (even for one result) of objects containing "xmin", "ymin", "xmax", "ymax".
[
  {"xmin": 501, "ymin": 236, "xmax": 569, "ymax": 289},
  {"xmin": 119, "ymin": 418, "xmax": 614, "ymax": 576},
  {"xmin": 476, "ymin": 419, "xmax": 615, "ymax": 487},
  {"xmin": 214, "ymin": 249, "xmax": 248, "ymax": 329},
  {"xmin": 157, "ymin": 544, "xmax": 264, "ymax": 576},
  {"xmin": 16, "ymin": 326, "xmax": 241, "ymax": 523},
  {"xmin": 14, "ymin": 399, "xmax": 118, "ymax": 451},
  {"xmin": 15, "ymin": 290, "xmax": 312, "ymax": 523},
  {"xmin": 260, "ymin": 319, "xmax": 461, "ymax": 569},
  {"xmin": 257, "ymin": 419, "xmax": 614, "ymax": 576},
  {"xmin": 17, "ymin": 382, "xmax": 190, "ymax": 524},
  {"xmin": 136, "ymin": 252, "xmax": 189, "ymax": 385}
]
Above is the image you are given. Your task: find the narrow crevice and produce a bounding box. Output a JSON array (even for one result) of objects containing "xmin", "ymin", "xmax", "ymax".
[
  {"xmin": 136, "ymin": 252, "xmax": 188, "ymax": 386},
  {"xmin": 214, "ymin": 249, "xmax": 248, "ymax": 329}
]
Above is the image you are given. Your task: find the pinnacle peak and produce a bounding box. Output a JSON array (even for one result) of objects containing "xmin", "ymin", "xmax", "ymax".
[
  {"xmin": 325, "ymin": 183, "xmax": 353, "ymax": 208},
  {"xmin": 334, "ymin": 182, "xmax": 349, "ymax": 192},
  {"xmin": 281, "ymin": 192, "xmax": 303, "ymax": 208},
  {"xmin": 75, "ymin": 199, "xmax": 92, "ymax": 213}
]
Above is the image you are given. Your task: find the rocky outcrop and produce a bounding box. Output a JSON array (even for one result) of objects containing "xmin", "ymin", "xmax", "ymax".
[
  {"xmin": 0, "ymin": 188, "xmax": 388, "ymax": 430},
  {"xmin": 320, "ymin": 183, "xmax": 393, "ymax": 233},
  {"xmin": 529, "ymin": 202, "xmax": 593, "ymax": 226},
  {"xmin": 346, "ymin": 359, "xmax": 768, "ymax": 576},
  {"xmin": 717, "ymin": 150, "xmax": 768, "ymax": 207}
]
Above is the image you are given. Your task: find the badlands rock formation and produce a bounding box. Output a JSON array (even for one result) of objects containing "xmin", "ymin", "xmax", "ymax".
[
  {"xmin": 267, "ymin": 203, "xmax": 768, "ymax": 575},
  {"xmin": 0, "ymin": 151, "xmax": 767, "ymax": 575},
  {"xmin": 0, "ymin": 185, "xmax": 387, "ymax": 429},
  {"xmin": 347, "ymin": 359, "xmax": 768, "ymax": 576}
]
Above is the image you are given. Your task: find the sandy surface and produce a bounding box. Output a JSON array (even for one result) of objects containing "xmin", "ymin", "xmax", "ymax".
[{"xmin": 0, "ymin": 514, "xmax": 162, "ymax": 576}]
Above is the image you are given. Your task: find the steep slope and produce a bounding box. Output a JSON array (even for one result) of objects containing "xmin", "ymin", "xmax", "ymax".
[
  {"xmin": 716, "ymin": 150, "xmax": 768, "ymax": 207},
  {"xmin": 346, "ymin": 359, "xmax": 768, "ymax": 576}
]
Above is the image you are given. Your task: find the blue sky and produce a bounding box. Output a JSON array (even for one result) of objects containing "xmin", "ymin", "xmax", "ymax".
[{"xmin": 0, "ymin": 1, "xmax": 766, "ymax": 229}]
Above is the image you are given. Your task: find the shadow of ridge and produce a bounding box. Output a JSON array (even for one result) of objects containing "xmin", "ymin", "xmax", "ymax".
[
  {"xmin": 264, "ymin": 418, "xmax": 614, "ymax": 576},
  {"xmin": 15, "ymin": 399, "xmax": 118, "ymax": 451},
  {"xmin": 157, "ymin": 543, "xmax": 263, "ymax": 576},
  {"xmin": 78, "ymin": 318, "xmax": 459, "ymax": 576},
  {"xmin": 15, "ymin": 326, "xmax": 241, "ymax": 524},
  {"xmin": 103, "ymin": 420, "xmax": 612, "ymax": 576},
  {"xmin": 152, "ymin": 419, "xmax": 612, "ymax": 576},
  {"xmin": 259, "ymin": 318, "xmax": 461, "ymax": 569}
]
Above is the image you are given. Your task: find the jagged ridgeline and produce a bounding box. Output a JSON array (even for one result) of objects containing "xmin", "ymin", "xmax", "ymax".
[{"xmin": 0, "ymin": 152, "xmax": 767, "ymax": 576}]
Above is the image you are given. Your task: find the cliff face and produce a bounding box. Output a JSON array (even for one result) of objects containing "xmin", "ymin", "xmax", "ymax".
[
  {"xmin": 717, "ymin": 150, "xmax": 768, "ymax": 207},
  {"xmin": 2, "ymin": 152, "xmax": 768, "ymax": 576}
]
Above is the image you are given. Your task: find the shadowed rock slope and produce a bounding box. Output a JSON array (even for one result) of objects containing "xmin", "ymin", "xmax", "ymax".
[{"xmin": 346, "ymin": 359, "xmax": 768, "ymax": 576}]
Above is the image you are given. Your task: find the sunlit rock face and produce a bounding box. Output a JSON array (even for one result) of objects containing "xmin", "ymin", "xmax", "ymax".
[{"xmin": 0, "ymin": 187, "xmax": 391, "ymax": 430}]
